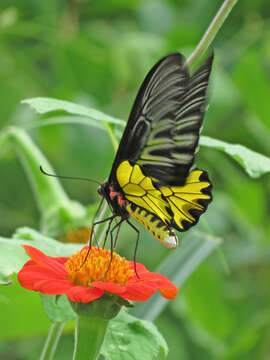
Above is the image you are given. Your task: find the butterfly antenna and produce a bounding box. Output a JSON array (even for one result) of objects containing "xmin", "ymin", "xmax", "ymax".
[{"xmin": 40, "ymin": 166, "xmax": 102, "ymax": 186}]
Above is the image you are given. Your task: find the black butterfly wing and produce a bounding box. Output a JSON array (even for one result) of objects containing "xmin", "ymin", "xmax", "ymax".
[{"xmin": 109, "ymin": 52, "xmax": 213, "ymax": 187}]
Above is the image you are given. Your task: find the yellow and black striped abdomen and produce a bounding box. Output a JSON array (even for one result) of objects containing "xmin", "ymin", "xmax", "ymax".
[{"xmin": 126, "ymin": 203, "xmax": 178, "ymax": 248}]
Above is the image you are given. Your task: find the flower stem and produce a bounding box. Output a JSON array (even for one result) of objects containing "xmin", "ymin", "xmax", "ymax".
[
  {"xmin": 40, "ymin": 322, "xmax": 64, "ymax": 360},
  {"xmin": 185, "ymin": 0, "xmax": 239, "ymax": 68},
  {"xmin": 73, "ymin": 316, "xmax": 109, "ymax": 360}
]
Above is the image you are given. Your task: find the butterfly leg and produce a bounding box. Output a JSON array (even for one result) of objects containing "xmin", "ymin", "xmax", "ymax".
[
  {"xmin": 113, "ymin": 221, "xmax": 122, "ymax": 248},
  {"xmin": 110, "ymin": 217, "xmax": 126, "ymax": 248},
  {"xmin": 99, "ymin": 217, "xmax": 126, "ymax": 281},
  {"xmin": 90, "ymin": 215, "xmax": 116, "ymax": 245},
  {"xmin": 81, "ymin": 215, "xmax": 116, "ymax": 268},
  {"xmin": 102, "ymin": 216, "xmax": 115, "ymax": 248},
  {"xmin": 105, "ymin": 218, "xmax": 126, "ymax": 268},
  {"xmin": 126, "ymin": 219, "xmax": 140, "ymax": 278}
]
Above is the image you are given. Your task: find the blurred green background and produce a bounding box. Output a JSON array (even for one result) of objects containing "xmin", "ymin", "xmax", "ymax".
[{"xmin": 1, "ymin": 0, "xmax": 270, "ymax": 359}]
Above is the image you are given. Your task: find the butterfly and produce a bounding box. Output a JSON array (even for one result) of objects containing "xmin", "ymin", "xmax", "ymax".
[{"xmin": 96, "ymin": 52, "xmax": 213, "ymax": 249}]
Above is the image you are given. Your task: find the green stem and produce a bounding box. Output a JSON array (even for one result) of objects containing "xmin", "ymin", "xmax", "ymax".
[
  {"xmin": 0, "ymin": 126, "xmax": 87, "ymax": 235},
  {"xmin": 73, "ymin": 316, "xmax": 109, "ymax": 360},
  {"xmin": 40, "ymin": 322, "xmax": 65, "ymax": 360},
  {"xmin": 185, "ymin": 0, "xmax": 239, "ymax": 68},
  {"xmin": 1, "ymin": 126, "xmax": 69, "ymax": 214},
  {"xmin": 103, "ymin": 122, "xmax": 119, "ymax": 154}
]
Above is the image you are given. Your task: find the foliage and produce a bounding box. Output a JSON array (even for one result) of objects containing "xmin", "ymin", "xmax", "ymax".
[{"xmin": 101, "ymin": 310, "xmax": 168, "ymax": 360}]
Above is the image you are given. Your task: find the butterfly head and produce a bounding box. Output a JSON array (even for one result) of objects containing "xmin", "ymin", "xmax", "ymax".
[
  {"xmin": 97, "ymin": 183, "xmax": 112, "ymax": 201},
  {"xmin": 97, "ymin": 183, "xmax": 114, "ymax": 211},
  {"xmin": 97, "ymin": 182, "xmax": 116, "ymax": 206},
  {"xmin": 97, "ymin": 184, "xmax": 105, "ymax": 197}
]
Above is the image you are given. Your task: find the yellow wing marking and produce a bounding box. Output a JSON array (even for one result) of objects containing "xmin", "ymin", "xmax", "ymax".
[
  {"xmin": 130, "ymin": 164, "xmax": 144, "ymax": 183},
  {"xmin": 123, "ymin": 183, "xmax": 146, "ymax": 197},
  {"xmin": 116, "ymin": 161, "xmax": 171, "ymax": 224},
  {"xmin": 139, "ymin": 176, "xmax": 155, "ymax": 190},
  {"xmin": 160, "ymin": 169, "xmax": 211, "ymax": 230},
  {"xmin": 117, "ymin": 161, "xmax": 133, "ymax": 187}
]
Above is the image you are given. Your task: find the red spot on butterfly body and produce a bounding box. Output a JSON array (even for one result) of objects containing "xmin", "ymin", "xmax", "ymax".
[{"xmin": 109, "ymin": 186, "xmax": 128, "ymax": 208}]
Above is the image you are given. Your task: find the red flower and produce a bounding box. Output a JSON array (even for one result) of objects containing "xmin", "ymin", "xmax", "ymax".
[{"xmin": 18, "ymin": 245, "xmax": 178, "ymax": 303}]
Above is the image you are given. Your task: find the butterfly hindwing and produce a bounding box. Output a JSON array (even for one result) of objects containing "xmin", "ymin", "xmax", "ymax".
[
  {"xmin": 116, "ymin": 160, "xmax": 212, "ymax": 244},
  {"xmin": 160, "ymin": 169, "xmax": 212, "ymax": 231}
]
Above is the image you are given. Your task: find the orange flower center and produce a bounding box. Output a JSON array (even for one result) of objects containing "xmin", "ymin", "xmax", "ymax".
[{"xmin": 65, "ymin": 247, "xmax": 134, "ymax": 286}]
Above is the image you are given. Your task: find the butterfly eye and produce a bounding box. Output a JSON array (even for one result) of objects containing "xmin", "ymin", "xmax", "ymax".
[{"xmin": 97, "ymin": 185, "xmax": 104, "ymax": 197}]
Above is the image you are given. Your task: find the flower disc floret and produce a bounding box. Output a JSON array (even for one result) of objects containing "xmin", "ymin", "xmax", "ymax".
[{"xmin": 65, "ymin": 248, "xmax": 134, "ymax": 286}]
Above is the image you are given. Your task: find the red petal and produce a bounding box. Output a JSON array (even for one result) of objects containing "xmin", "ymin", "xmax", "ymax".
[
  {"xmin": 92, "ymin": 281, "xmax": 126, "ymax": 294},
  {"xmin": 22, "ymin": 245, "xmax": 67, "ymax": 278},
  {"xmin": 32, "ymin": 279, "xmax": 75, "ymax": 295},
  {"xmin": 129, "ymin": 262, "xmax": 148, "ymax": 274},
  {"xmin": 132, "ymin": 272, "xmax": 178, "ymax": 300},
  {"xmin": 66, "ymin": 286, "xmax": 104, "ymax": 303},
  {"xmin": 55, "ymin": 257, "xmax": 69, "ymax": 264},
  {"xmin": 159, "ymin": 286, "xmax": 178, "ymax": 299},
  {"xmin": 120, "ymin": 282, "xmax": 157, "ymax": 301},
  {"xmin": 123, "ymin": 271, "xmax": 178, "ymax": 301},
  {"xmin": 149, "ymin": 276, "xmax": 178, "ymax": 299},
  {"xmin": 18, "ymin": 262, "xmax": 70, "ymax": 291}
]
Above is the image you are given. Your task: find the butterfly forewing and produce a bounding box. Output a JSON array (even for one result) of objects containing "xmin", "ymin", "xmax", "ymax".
[
  {"xmin": 109, "ymin": 52, "xmax": 213, "ymax": 187},
  {"xmin": 109, "ymin": 53, "xmax": 187, "ymax": 185}
]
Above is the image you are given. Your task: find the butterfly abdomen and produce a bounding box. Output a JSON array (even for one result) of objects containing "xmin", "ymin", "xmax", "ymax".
[{"xmin": 126, "ymin": 203, "xmax": 178, "ymax": 248}]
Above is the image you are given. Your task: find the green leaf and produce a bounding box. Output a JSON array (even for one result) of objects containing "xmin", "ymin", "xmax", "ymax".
[
  {"xmin": 132, "ymin": 231, "xmax": 221, "ymax": 321},
  {"xmin": 101, "ymin": 310, "xmax": 168, "ymax": 360},
  {"xmin": 25, "ymin": 116, "xmax": 106, "ymax": 130},
  {"xmin": 40, "ymin": 294, "xmax": 76, "ymax": 322},
  {"xmin": 0, "ymin": 227, "xmax": 82, "ymax": 282},
  {"xmin": 22, "ymin": 97, "xmax": 125, "ymax": 127},
  {"xmin": 21, "ymin": 98, "xmax": 122, "ymax": 151},
  {"xmin": 200, "ymin": 135, "xmax": 270, "ymax": 178}
]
